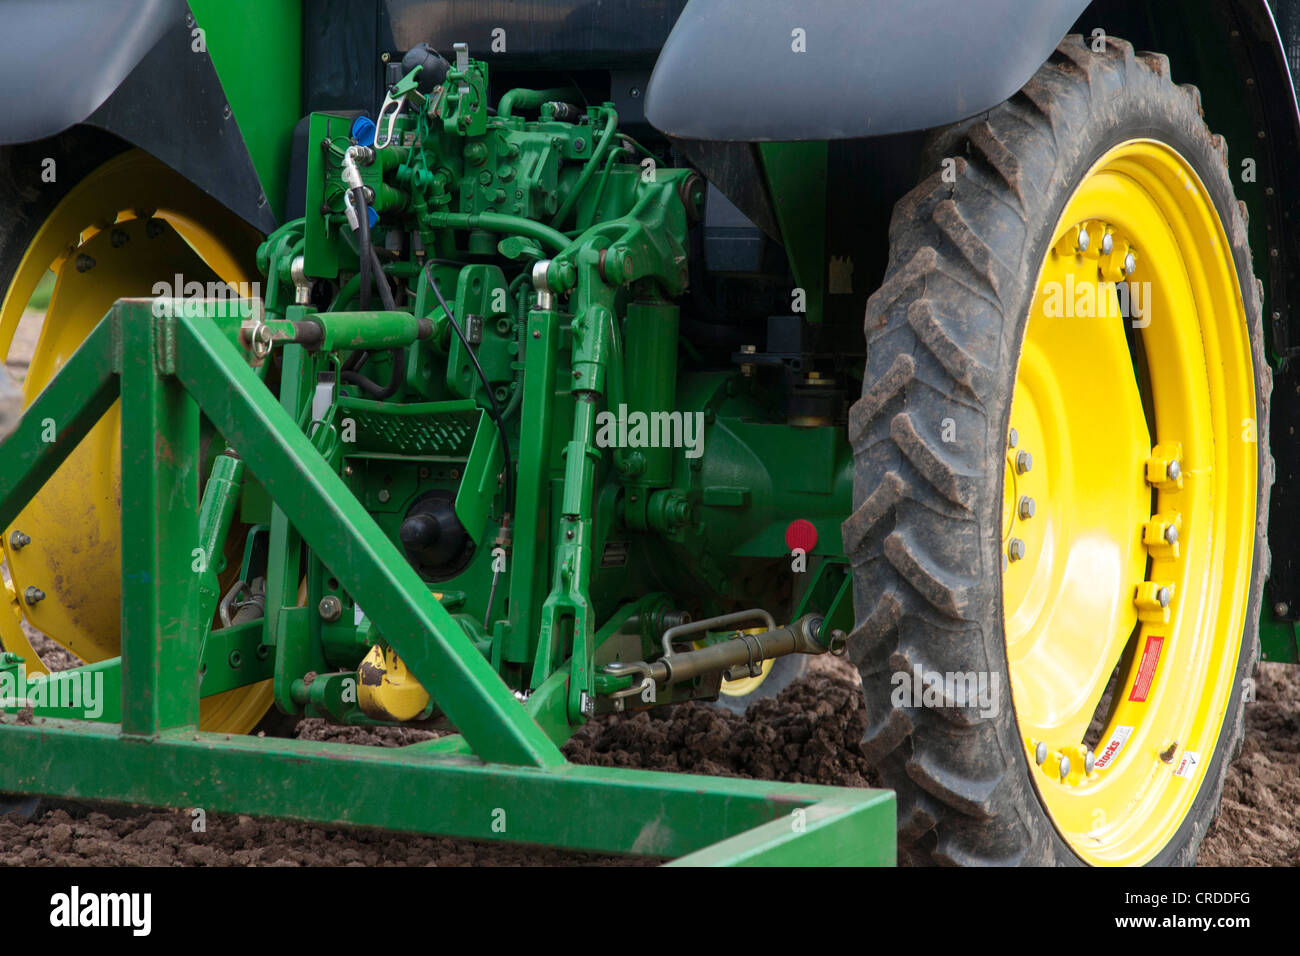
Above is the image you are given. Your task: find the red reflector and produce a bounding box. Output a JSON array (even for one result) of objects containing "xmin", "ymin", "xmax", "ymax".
[{"xmin": 785, "ymin": 519, "xmax": 818, "ymax": 553}]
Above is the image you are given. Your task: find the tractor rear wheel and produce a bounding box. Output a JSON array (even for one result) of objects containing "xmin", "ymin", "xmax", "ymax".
[
  {"xmin": 0, "ymin": 133, "xmax": 274, "ymax": 734},
  {"xmin": 844, "ymin": 35, "xmax": 1269, "ymax": 865}
]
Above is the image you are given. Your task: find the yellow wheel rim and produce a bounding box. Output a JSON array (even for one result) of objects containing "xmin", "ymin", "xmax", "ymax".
[
  {"xmin": 0, "ymin": 150, "xmax": 273, "ymax": 733},
  {"xmin": 1003, "ymin": 140, "xmax": 1256, "ymax": 865}
]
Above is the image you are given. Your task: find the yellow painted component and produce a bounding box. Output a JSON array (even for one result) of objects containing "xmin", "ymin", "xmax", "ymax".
[
  {"xmin": 0, "ymin": 150, "xmax": 269, "ymax": 733},
  {"xmin": 1003, "ymin": 140, "xmax": 1257, "ymax": 865},
  {"xmin": 1145, "ymin": 441, "xmax": 1185, "ymax": 490},
  {"xmin": 1134, "ymin": 581, "xmax": 1176, "ymax": 625},
  {"xmin": 357, "ymin": 644, "xmax": 431, "ymax": 721},
  {"xmin": 1143, "ymin": 512, "xmax": 1181, "ymax": 560}
]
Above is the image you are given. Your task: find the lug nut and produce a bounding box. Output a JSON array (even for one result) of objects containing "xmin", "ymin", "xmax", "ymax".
[
  {"xmin": 1156, "ymin": 586, "xmax": 1172, "ymax": 608},
  {"xmin": 1018, "ymin": 496, "xmax": 1035, "ymax": 520},
  {"xmin": 1035, "ymin": 741, "xmax": 1047, "ymax": 765},
  {"xmin": 377, "ymin": 489, "xmax": 391, "ymax": 503},
  {"xmin": 1016, "ymin": 451, "xmax": 1033, "ymax": 474},
  {"xmin": 318, "ymin": 595, "xmax": 343, "ymax": 622},
  {"xmin": 1008, "ymin": 428, "xmax": 1019, "ymax": 449},
  {"xmin": 1166, "ymin": 459, "xmax": 1181, "ymax": 482},
  {"xmin": 8, "ymin": 530, "xmax": 30, "ymax": 551},
  {"xmin": 1059, "ymin": 754, "xmax": 1071, "ymax": 780},
  {"xmin": 75, "ymin": 254, "xmax": 95, "ymax": 273},
  {"xmin": 1085, "ymin": 749, "xmax": 1096, "ymax": 774},
  {"xmin": 1076, "ymin": 228, "xmax": 1090, "ymax": 252},
  {"xmin": 1124, "ymin": 251, "xmax": 1137, "ymax": 275},
  {"xmin": 1163, "ymin": 524, "xmax": 1178, "ymax": 545},
  {"xmin": 24, "ymin": 586, "xmax": 45, "ymax": 606},
  {"xmin": 1008, "ymin": 538, "xmax": 1026, "ymax": 561},
  {"xmin": 1276, "ymin": 602, "xmax": 1291, "ymax": 617},
  {"xmin": 1101, "ymin": 233, "xmax": 1114, "ymax": 255}
]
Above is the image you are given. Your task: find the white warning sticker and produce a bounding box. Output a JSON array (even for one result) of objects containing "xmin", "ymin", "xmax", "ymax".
[
  {"xmin": 1173, "ymin": 750, "xmax": 1201, "ymax": 779},
  {"xmin": 1093, "ymin": 725, "xmax": 1134, "ymax": 770}
]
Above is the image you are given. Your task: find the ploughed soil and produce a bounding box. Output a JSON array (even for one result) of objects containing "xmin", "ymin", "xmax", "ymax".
[{"xmin": 0, "ymin": 647, "xmax": 1294, "ymax": 866}]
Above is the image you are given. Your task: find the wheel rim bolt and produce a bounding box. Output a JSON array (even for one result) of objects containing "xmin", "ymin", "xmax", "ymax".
[
  {"xmin": 24, "ymin": 586, "xmax": 45, "ymax": 606},
  {"xmin": 1124, "ymin": 251, "xmax": 1137, "ymax": 275},
  {"xmin": 1018, "ymin": 496, "xmax": 1035, "ymax": 519},
  {"xmin": 8, "ymin": 530, "xmax": 29, "ymax": 551},
  {"xmin": 1008, "ymin": 427, "xmax": 1018, "ymax": 449},
  {"xmin": 1035, "ymin": 741, "xmax": 1047, "ymax": 765},
  {"xmin": 1084, "ymin": 750, "xmax": 1096, "ymax": 774},
  {"xmin": 1008, "ymin": 538, "xmax": 1026, "ymax": 561},
  {"xmin": 1101, "ymin": 233, "xmax": 1114, "ymax": 255},
  {"xmin": 1163, "ymin": 524, "xmax": 1178, "ymax": 545},
  {"xmin": 1016, "ymin": 450, "xmax": 1033, "ymax": 474},
  {"xmin": 1059, "ymin": 754, "xmax": 1071, "ymax": 780},
  {"xmin": 1076, "ymin": 228, "xmax": 1090, "ymax": 251},
  {"xmin": 1156, "ymin": 586, "xmax": 1172, "ymax": 608},
  {"xmin": 1166, "ymin": 459, "xmax": 1181, "ymax": 481}
]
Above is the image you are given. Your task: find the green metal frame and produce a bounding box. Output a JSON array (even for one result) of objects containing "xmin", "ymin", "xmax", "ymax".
[{"xmin": 0, "ymin": 299, "xmax": 894, "ymax": 864}]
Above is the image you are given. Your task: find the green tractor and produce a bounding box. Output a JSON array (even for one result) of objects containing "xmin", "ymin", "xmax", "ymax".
[{"xmin": 0, "ymin": 0, "xmax": 1295, "ymax": 867}]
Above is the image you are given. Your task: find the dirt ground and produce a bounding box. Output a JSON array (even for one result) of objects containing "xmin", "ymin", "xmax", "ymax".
[{"xmin": 0, "ymin": 649, "xmax": 1295, "ymax": 866}]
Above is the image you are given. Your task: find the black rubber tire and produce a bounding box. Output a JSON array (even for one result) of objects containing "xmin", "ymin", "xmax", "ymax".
[{"xmin": 842, "ymin": 35, "xmax": 1271, "ymax": 866}]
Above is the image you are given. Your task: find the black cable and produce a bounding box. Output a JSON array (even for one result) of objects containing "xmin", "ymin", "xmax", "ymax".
[
  {"xmin": 424, "ymin": 262, "xmax": 514, "ymax": 519},
  {"xmin": 341, "ymin": 189, "xmax": 406, "ymax": 398}
]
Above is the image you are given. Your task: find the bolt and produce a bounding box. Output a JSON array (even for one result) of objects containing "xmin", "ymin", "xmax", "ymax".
[
  {"xmin": 1016, "ymin": 450, "xmax": 1033, "ymax": 474},
  {"xmin": 377, "ymin": 489, "xmax": 391, "ymax": 503},
  {"xmin": 1008, "ymin": 428, "xmax": 1018, "ymax": 449},
  {"xmin": 227, "ymin": 650, "xmax": 242, "ymax": 669},
  {"xmin": 532, "ymin": 329, "xmax": 541, "ymax": 339},
  {"xmin": 1101, "ymin": 233, "xmax": 1113, "ymax": 255},
  {"xmin": 23, "ymin": 586, "xmax": 45, "ymax": 606},
  {"xmin": 343, "ymin": 465, "xmax": 354, "ymax": 477},
  {"xmin": 1035, "ymin": 741, "xmax": 1047, "ymax": 765},
  {"xmin": 1156, "ymin": 586, "xmax": 1172, "ymax": 608},
  {"xmin": 1059, "ymin": 754, "xmax": 1071, "ymax": 780},
  {"xmin": 145, "ymin": 218, "xmax": 165, "ymax": 239},
  {"xmin": 318, "ymin": 595, "xmax": 343, "ymax": 623},
  {"xmin": 222, "ymin": 104, "xmax": 232, "ymax": 120},
  {"xmin": 1084, "ymin": 749, "xmax": 1096, "ymax": 774},
  {"xmin": 110, "ymin": 228, "xmax": 129, "ymax": 248},
  {"xmin": 1018, "ymin": 496, "xmax": 1035, "ymax": 520},
  {"xmin": 1076, "ymin": 228, "xmax": 1090, "ymax": 252},
  {"xmin": 1166, "ymin": 459, "xmax": 1181, "ymax": 481},
  {"xmin": 1159, "ymin": 741, "xmax": 1178, "ymax": 763},
  {"xmin": 75, "ymin": 254, "xmax": 95, "ymax": 273},
  {"xmin": 1008, "ymin": 538, "xmax": 1026, "ymax": 561},
  {"xmin": 1124, "ymin": 251, "xmax": 1137, "ymax": 275},
  {"xmin": 574, "ymin": 138, "xmax": 586, "ymax": 152},
  {"xmin": 1164, "ymin": 524, "xmax": 1178, "ymax": 545},
  {"xmin": 8, "ymin": 530, "xmax": 30, "ymax": 551},
  {"xmin": 1276, "ymin": 602, "xmax": 1290, "ymax": 617}
]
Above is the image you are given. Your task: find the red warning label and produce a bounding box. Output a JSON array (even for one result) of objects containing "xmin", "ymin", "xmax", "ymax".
[{"xmin": 1128, "ymin": 635, "xmax": 1165, "ymax": 702}]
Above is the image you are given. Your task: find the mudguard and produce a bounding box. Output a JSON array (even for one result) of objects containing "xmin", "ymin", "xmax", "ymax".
[
  {"xmin": 0, "ymin": 0, "xmax": 275, "ymax": 233},
  {"xmin": 645, "ymin": 0, "xmax": 1091, "ymax": 140}
]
